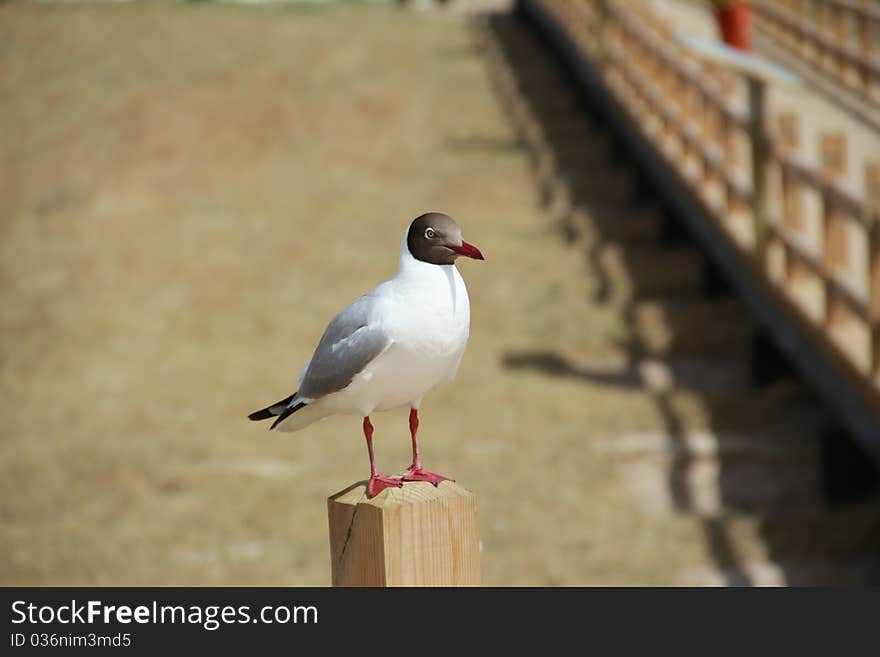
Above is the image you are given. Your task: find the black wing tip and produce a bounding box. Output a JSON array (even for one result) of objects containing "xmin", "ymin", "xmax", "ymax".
[
  {"xmin": 248, "ymin": 392, "xmax": 298, "ymax": 423},
  {"xmin": 269, "ymin": 401, "xmax": 307, "ymax": 430}
]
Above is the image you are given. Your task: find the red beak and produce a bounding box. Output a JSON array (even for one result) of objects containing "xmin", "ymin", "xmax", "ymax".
[{"xmin": 450, "ymin": 241, "xmax": 485, "ymax": 260}]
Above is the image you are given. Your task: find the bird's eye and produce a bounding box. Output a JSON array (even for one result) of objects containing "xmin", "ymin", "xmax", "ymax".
[{"xmin": 425, "ymin": 228, "xmax": 435, "ymax": 239}]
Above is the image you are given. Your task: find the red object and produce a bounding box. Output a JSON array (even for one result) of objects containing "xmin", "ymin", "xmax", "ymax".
[
  {"xmin": 450, "ymin": 240, "xmax": 485, "ymax": 260},
  {"xmin": 716, "ymin": 2, "xmax": 752, "ymax": 51},
  {"xmin": 363, "ymin": 416, "xmax": 403, "ymax": 498},
  {"xmin": 402, "ymin": 408, "xmax": 451, "ymax": 487}
]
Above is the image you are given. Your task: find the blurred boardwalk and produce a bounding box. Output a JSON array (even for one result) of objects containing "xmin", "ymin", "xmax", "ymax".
[
  {"xmin": 654, "ymin": 0, "xmax": 880, "ymax": 201},
  {"xmin": 1, "ymin": 2, "xmax": 878, "ymax": 586}
]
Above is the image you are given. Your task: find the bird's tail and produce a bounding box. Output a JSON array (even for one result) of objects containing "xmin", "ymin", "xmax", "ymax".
[
  {"xmin": 248, "ymin": 393, "xmax": 296, "ymax": 421},
  {"xmin": 248, "ymin": 393, "xmax": 307, "ymax": 430}
]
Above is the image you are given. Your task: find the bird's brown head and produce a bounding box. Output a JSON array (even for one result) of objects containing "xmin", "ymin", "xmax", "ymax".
[{"xmin": 406, "ymin": 212, "xmax": 484, "ymax": 265}]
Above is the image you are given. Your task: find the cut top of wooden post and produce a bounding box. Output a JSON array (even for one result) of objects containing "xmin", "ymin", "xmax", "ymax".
[{"xmin": 328, "ymin": 480, "xmax": 480, "ymax": 587}]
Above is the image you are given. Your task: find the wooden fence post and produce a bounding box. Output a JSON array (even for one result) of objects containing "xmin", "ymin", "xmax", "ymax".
[
  {"xmin": 748, "ymin": 76, "xmax": 770, "ymax": 259},
  {"xmin": 778, "ymin": 112, "xmax": 802, "ymax": 232},
  {"xmin": 596, "ymin": 0, "xmax": 609, "ymax": 66},
  {"xmin": 867, "ymin": 162, "xmax": 880, "ymax": 385},
  {"xmin": 820, "ymin": 132, "xmax": 849, "ymax": 273},
  {"xmin": 797, "ymin": 0, "xmax": 811, "ymax": 60},
  {"xmin": 328, "ymin": 480, "xmax": 480, "ymax": 587},
  {"xmin": 832, "ymin": 3, "xmax": 847, "ymax": 79},
  {"xmin": 859, "ymin": 10, "xmax": 874, "ymax": 95},
  {"xmin": 699, "ymin": 76, "xmax": 719, "ymax": 205},
  {"xmin": 819, "ymin": 131, "xmax": 851, "ymax": 353},
  {"xmin": 816, "ymin": 0, "xmax": 831, "ymax": 70}
]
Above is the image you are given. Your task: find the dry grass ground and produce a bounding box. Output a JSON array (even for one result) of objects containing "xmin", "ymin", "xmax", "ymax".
[{"xmin": 2, "ymin": 2, "xmax": 869, "ymax": 586}]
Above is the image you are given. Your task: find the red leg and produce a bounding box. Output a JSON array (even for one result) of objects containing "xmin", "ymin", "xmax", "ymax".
[
  {"xmin": 408, "ymin": 407, "xmax": 422, "ymax": 471},
  {"xmin": 363, "ymin": 416, "xmax": 402, "ymax": 498},
  {"xmin": 402, "ymin": 408, "xmax": 452, "ymax": 487}
]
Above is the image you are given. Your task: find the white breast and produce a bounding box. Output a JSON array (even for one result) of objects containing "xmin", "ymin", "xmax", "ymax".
[{"xmin": 328, "ymin": 255, "xmax": 471, "ymax": 416}]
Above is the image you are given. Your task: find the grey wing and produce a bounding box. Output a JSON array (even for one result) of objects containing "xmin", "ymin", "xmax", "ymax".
[{"xmin": 297, "ymin": 294, "xmax": 391, "ymax": 400}]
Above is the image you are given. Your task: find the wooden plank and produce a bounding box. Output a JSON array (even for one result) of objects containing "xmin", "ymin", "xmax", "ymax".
[{"xmin": 328, "ymin": 480, "xmax": 480, "ymax": 587}]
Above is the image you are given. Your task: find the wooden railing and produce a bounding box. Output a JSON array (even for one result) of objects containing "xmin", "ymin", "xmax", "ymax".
[
  {"xmin": 753, "ymin": 0, "xmax": 880, "ymax": 106},
  {"xmin": 539, "ymin": 0, "xmax": 880, "ymax": 394}
]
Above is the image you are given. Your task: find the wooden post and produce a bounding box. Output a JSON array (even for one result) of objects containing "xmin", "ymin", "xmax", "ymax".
[
  {"xmin": 777, "ymin": 111, "xmax": 801, "ymax": 297},
  {"xmin": 859, "ymin": 12, "xmax": 875, "ymax": 95},
  {"xmin": 328, "ymin": 480, "xmax": 480, "ymax": 587},
  {"xmin": 595, "ymin": 0, "xmax": 610, "ymax": 66},
  {"xmin": 748, "ymin": 76, "xmax": 770, "ymax": 259},
  {"xmin": 778, "ymin": 112, "xmax": 803, "ymax": 232},
  {"xmin": 833, "ymin": 4, "xmax": 847, "ymax": 80},
  {"xmin": 819, "ymin": 131, "xmax": 850, "ymax": 344},
  {"xmin": 700, "ymin": 81, "xmax": 720, "ymax": 205},
  {"xmin": 681, "ymin": 63, "xmax": 696, "ymax": 179},
  {"xmin": 797, "ymin": 0, "xmax": 811, "ymax": 60},
  {"xmin": 867, "ymin": 162, "xmax": 880, "ymax": 385},
  {"xmin": 661, "ymin": 49, "xmax": 676, "ymax": 155},
  {"xmin": 719, "ymin": 69, "xmax": 738, "ymax": 169},
  {"xmin": 820, "ymin": 132, "xmax": 848, "ymax": 271},
  {"xmin": 817, "ymin": 0, "xmax": 831, "ymax": 70}
]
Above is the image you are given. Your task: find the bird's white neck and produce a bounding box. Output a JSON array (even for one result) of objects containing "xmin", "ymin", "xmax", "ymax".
[
  {"xmin": 393, "ymin": 234, "xmax": 467, "ymax": 317},
  {"xmin": 396, "ymin": 235, "xmax": 457, "ymax": 281}
]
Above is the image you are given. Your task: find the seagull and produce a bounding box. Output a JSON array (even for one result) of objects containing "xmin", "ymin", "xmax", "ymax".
[{"xmin": 249, "ymin": 212, "xmax": 484, "ymax": 497}]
